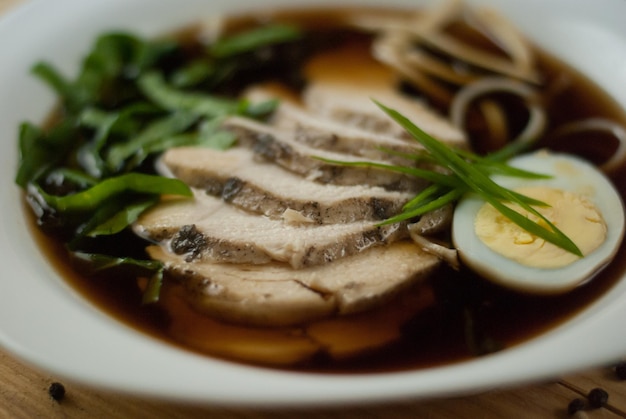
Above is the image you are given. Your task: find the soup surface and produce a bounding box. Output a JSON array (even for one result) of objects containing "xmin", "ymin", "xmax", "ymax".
[{"xmin": 22, "ymin": 5, "xmax": 626, "ymax": 373}]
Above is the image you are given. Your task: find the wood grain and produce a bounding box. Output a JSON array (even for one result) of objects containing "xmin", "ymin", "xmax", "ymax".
[
  {"xmin": 0, "ymin": 348, "xmax": 624, "ymax": 418},
  {"xmin": 0, "ymin": 0, "xmax": 625, "ymax": 417}
]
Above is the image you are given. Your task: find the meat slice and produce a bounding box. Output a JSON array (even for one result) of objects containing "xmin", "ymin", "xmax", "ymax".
[
  {"xmin": 159, "ymin": 146, "xmax": 413, "ymax": 224},
  {"xmin": 133, "ymin": 189, "xmax": 407, "ymax": 269},
  {"xmin": 303, "ymin": 80, "xmax": 466, "ymax": 147},
  {"xmin": 147, "ymin": 241, "xmax": 440, "ymax": 326},
  {"xmin": 271, "ymin": 101, "xmax": 421, "ymax": 164},
  {"xmin": 222, "ymin": 116, "xmax": 421, "ymax": 191},
  {"xmin": 245, "ymin": 83, "xmax": 466, "ymax": 160},
  {"xmin": 244, "ymin": 84, "xmax": 421, "ymax": 163}
]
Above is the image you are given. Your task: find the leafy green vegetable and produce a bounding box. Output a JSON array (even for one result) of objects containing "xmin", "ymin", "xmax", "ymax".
[
  {"xmin": 105, "ymin": 111, "xmax": 199, "ymax": 171},
  {"xmin": 137, "ymin": 71, "xmax": 278, "ymax": 119},
  {"xmin": 32, "ymin": 33, "xmax": 177, "ymax": 113},
  {"xmin": 85, "ymin": 196, "xmax": 159, "ymax": 238},
  {"xmin": 72, "ymin": 252, "xmax": 164, "ymax": 304},
  {"xmin": 32, "ymin": 173, "xmax": 191, "ymax": 213},
  {"xmin": 30, "ymin": 63, "xmax": 79, "ymax": 108},
  {"xmin": 138, "ymin": 71, "xmax": 244, "ymax": 117},
  {"xmin": 77, "ymin": 103, "xmax": 161, "ymax": 177},
  {"xmin": 141, "ymin": 117, "xmax": 238, "ymax": 155},
  {"xmin": 170, "ymin": 60, "xmax": 217, "ymax": 88},
  {"xmin": 17, "ymin": 23, "xmax": 307, "ymax": 302},
  {"xmin": 210, "ymin": 23, "xmax": 302, "ymax": 58},
  {"xmin": 15, "ymin": 121, "xmax": 79, "ymax": 188}
]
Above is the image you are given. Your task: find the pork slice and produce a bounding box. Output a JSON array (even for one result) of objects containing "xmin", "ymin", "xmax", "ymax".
[
  {"xmin": 222, "ymin": 116, "xmax": 421, "ymax": 191},
  {"xmin": 244, "ymin": 84, "xmax": 421, "ymax": 163},
  {"xmin": 134, "ymin": 189, "xmax": 407, "ymax": 269},
  {"xmin": 303, "ymin": 80, "xmax": 466, "ymax": 147},
  {"xmin": 147, "ymin": 241, "xmax": 440, "ymax": 326},
  {"xmin": 160, "ymin": 146, "xmax": 412, "ymax": 224},
  {"xmin": 272, "ymin": 102, "xmax": 423, "ymax": 164}
]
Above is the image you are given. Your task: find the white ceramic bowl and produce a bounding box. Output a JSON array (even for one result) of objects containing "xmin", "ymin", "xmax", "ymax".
[{"xmin": 1, "ymin": 0, "xmax": 626, "ymax": 407}]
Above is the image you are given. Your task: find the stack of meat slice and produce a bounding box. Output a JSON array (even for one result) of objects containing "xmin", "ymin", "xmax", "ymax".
[{"xmin": 133, "ymin": 80, "xmax": 466, "ymax": 327}]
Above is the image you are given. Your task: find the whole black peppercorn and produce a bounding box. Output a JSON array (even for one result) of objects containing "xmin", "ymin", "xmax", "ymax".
[
  {"xmin": 587, "ymin": 387, "xmax": 609, "ymax": 408},
  {"xmin": 48, "ymin": 382, "xmax": 65, "ymax": 402},
  {"xmin": 615, "ymin": 362, "xmax": 626, "ymax": 380},
  {"xmin": 567, "ymin": 398, "xmax": 586, "ymax": 415}
]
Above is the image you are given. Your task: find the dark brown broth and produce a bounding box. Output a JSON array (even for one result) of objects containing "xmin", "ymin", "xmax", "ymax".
[{"xmin": 25, "ymin": 7, "xmax": 626, "ymax": 373}]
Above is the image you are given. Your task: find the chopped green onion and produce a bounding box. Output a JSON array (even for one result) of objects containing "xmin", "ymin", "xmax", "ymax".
[
  {"xmin": 382, "ymin": 187, "xmax": 465, "ymax": 225},
  {"xmin": 374, "ymin": 101, "xmax": 583, "ymax": 256},
  {"xmin": 314, "ymin": 156, "xmax": 464, "ymax": 188}
]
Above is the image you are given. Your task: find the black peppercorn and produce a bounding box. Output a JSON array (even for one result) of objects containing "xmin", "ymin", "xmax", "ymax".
[
  {"xmin": 587, "ymin": 387, "xmax": 609, "ymax": 408},
  {"xmin": 567, "ymin": 398, "xmax": 586, "ymax": 415},
  {"xmin": 48, "ymin": 382, "xmax": 65, "ymax": 402},
  {"xmin": 615, "ymin": 362, "xmax": 626, "ymax": 380}
]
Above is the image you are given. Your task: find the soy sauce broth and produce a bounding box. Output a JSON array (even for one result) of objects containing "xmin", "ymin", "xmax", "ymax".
[{"xmin": 24, "ymin": 6, "xmax": 626, "ymax": 373}]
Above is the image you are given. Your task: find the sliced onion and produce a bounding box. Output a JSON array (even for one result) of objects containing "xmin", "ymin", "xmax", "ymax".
[
  {"xmin": 373, "ymin": 34, "xmax": 454, "ymax": 105},
  {"xmin": 409, "ymin": 204, "xmax": 454, "ymax": 235},
  {"xmin": 408, "ymin": 225, "xmax": 460, "ymax": 270},
  {"xmin": 404, "ymin": 48, "xmax": 479, "ymax": 85},
  {"xmin": 450, "ymin": 77, "xmax": 547, "ymax": 150},
  {"xmin": 479, "ymin": 99, "xmax": 508, "ymax": 149},
  {"xmin": 416, "ymin": 31, "xmax": 540, "ymax": 84},
  {"xmin": 352, "ymin": 0, "xmax": 540, "ymax": 87},
  {"xmin": 411, "ymin": 0, "xmax": 464, "ymax": 35},
  {"xmin": 468, "ymin": 7, "xmax": 536, "ymax": 79},
  {"xmin": 549, "ymin": 118, "xmax": 626, "ymax": 173}
]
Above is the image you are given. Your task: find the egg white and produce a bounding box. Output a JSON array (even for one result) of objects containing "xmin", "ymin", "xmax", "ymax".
[{"xmin": 452, "ymin": 150, "xmax": 625, "ymax": 294}]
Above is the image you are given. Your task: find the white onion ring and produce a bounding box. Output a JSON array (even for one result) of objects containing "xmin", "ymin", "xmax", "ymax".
[
  {"xmin": 404, "ymin": 47, "xmax": 479, "ymax": 85},
  {"xmin": 408, "ymin": 225, "xmax": 460, "ymax": 270},
  {"xmin": 373, "ymin": 34, "xmax": 454, "ymax": 105},
  {"xmin": 449, "ymin": 77, "xmax": 547, "ymax": 150},
  {"xmin": 468, "ymin": 7, "xmax": 536, "ymax": 79},
  {"xmin": 416, "ymin": 31, "xmax": 540, "ymax": 84},
  {"xmin": 479, "ymin": 99, "xmax": 508, "ymax": 148},
  {"xmin": 549, "ymin": 118, "xmax": 626, "ymax": 173},
  {"xmin": 352, "ymin": 0, "xmax": 539, "ymax": 85}
]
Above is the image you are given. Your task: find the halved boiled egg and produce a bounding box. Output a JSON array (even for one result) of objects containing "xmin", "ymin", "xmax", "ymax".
[{"xmin": 452, "ymin": 150, "xmax": 625, "ymax": 294}]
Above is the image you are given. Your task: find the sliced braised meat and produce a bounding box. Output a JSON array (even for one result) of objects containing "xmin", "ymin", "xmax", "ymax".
[
  {"xmin": 159, "ymin": 146, "xmax": 413, "ymax": 224},
  {"xmin": 409, "ymin": 203, "xmax": 454, "ymax": 235},
  {"xmin": 134, "ymin": 189, "xmax": 407, "ymax": 269},
  {"xmin": 138, "ymin": 47, "xmax": 470, "ymax": 331},
  {"xmin": 161, "ymin": 279, "xmax": 436, "ymax": 365},
  {"xmin": 147, "ymin": 241, "xmax": 440, "ymax": 326},
  {"xmin": 303, "ymin": 80, "xmax": 466, "ymax": 147},
  {"xmin": 222, "ymin": 116, "xmax": 421, "ymax": 191},
  {"xmin": 271, "ymin": 102, "xmax": 421, "ymax": 164},
  {"xmin": 244, "ymin": 84, "xmax": 421, "ymax": 163}
]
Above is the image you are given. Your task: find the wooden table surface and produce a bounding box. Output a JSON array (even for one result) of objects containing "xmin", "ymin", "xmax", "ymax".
[{"xmin": 1, "ymin": 0, "xmax": 625, "ymax": 417}]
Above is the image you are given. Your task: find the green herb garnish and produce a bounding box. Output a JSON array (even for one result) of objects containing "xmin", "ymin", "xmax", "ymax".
[{"xmin": 322, "ymin": 101, "xmax": 582, "ymax": 257}]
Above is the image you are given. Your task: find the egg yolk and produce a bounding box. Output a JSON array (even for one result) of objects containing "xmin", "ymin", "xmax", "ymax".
[{"xmin": 474, "ymin": 186, "xmax": 607, "ymax": 269}]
